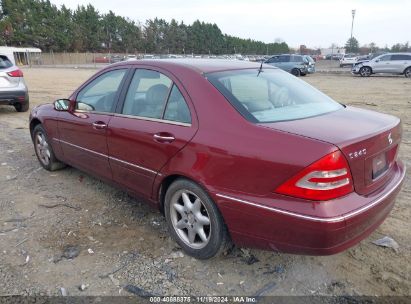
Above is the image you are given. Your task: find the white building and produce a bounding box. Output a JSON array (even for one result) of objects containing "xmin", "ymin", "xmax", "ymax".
[
  {"xmin": 0, "ymin": 46, "xmax": 42, "ymax": 65},
  {"xmin": 320, "ymin": 47, "xmax": 346, "ymax": 56}
]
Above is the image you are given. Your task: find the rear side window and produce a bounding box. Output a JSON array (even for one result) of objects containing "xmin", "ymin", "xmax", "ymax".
[
  {"xmin": 122, "ymin": 69, "xmax": 172, "ymax": 119},
  {"xmin": 207, "ymin": 69, "xmax": 342, "ymax": 123},
  {"xmin": 279, "ymin": 55, "xmax": 290, "ymax": 62},
  {"xmin": 391, "ymin": 54, "xmax": 411, "ymax": 60},
  {"xmin": 292, "ymin": 55, "xmax": 303, "ymax": 62},
  {"xmin": 164, "ymin": 85, "xmax": 191, "ymax": 124},
  {"xmin": 0, "ymin": 55, "xmax": 13, "ymax": 69},
  {"xmin": 122, "ymin": 69, "xmax": 191, "ymax": 124}
]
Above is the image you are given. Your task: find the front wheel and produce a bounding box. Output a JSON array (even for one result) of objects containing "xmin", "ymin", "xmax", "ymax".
[
  {"xmin": 164, "ymin": 179, "xmax": 229, "ymax": 259},
  {"xmin": 404, "ymin": 67, "xmax": 411, "ymax": 78},
  {"xmin": 291, "ymin": 68, "xmax": 300, "ymax": 77},
  {"xmin": 33, "ymin": 125, "xmax": 66, "ymax": 171},
  {"xmin": 359, "ymin": 66, "xmax": 372, "ymax": 77}
]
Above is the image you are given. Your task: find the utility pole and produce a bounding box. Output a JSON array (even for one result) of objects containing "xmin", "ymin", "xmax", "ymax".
[{"xmin": 350, "ymin": 9, "xmax": 356, "ymax": 53}]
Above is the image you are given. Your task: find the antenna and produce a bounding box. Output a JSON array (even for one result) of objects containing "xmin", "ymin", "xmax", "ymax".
[{"xmin": 257, "ymin": 60, "xmax": 264, "ymax": 77}]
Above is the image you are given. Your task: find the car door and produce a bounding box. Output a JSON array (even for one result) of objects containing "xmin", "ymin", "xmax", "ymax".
[
  {"xmin": 390, "ymin": 54, "xmax": 411, "ymax": 73},
  {"xmin": 57, "ymin": 68, "xmax": 128, "ymax": 181},
  {"xmin": 107, "ymin": 68, "xmax": 198, "ymax": 198},
  {"xmin": 372, "ymin": 54, "xmax": 392, "ymax": 73},
  {"xmin": 279, "ymin": 55, "xmax": 291, "ymax": 72}
]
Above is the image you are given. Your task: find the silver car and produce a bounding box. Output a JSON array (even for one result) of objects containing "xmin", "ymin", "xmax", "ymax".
[
  {"xmin": 352, "ymin": 53, "xmax": 411, "ymax": 78},
  {"xmin": 0, "ymin": 55, "xmax": 29, "ymax": 112}
]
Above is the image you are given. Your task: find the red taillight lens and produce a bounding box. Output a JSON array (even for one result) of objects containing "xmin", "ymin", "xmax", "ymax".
[
  {"xmin": 275, "ymin": 150, "xmax": 354, "ymax": 201},
  {"xmin": 7, "ymin": 69, "xmax": 23, "ymax": 77}
]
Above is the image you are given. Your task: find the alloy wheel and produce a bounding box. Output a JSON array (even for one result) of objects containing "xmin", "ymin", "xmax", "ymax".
[
  {"xmin": 169, "ymin": 190, "xmax": 211, "ymax": 249},
  {"xmin": 360, "ymin": 67, "xmax": 371, "ymax": 77},
  {"xmin": 405, "ymin": 68, "xmax": 411, "ymax": 78},
  {"xmin": 35, "ymin": 132, "xmax": 51, "ymax": 166}
]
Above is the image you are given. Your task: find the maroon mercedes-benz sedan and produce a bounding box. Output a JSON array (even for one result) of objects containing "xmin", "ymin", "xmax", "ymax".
[{"xmin": 29, "ymin": 60, "xmax": 405, "ymax": 259}]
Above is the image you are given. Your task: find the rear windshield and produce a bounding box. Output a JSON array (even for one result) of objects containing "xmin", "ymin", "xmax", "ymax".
[
  {"xmin": 0, "ymin": 55, "xmax": 13, "ymax": 69},
  {"xmin": 206, "ymin": 68, "xmax": 342, "ymax": 123}
]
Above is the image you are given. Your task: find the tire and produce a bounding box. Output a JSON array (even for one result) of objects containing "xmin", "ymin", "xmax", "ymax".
[
  {"xmin": 14, "ymin": 101, "xmax": 29, "ymax": 112},
  {"xmin": 164, "ymin": 179, "xmax": 229, "ymax": 259},
  {"xmin": 33, "ymin": 124, "xmax": 66, "ymax": 171},
  {"xmin": 405, "ymin": 67, "xmax": 411, "ymax": 78},
  {"xmin": 359, "ymin": 66, "xmax": 372, "ymax": 77},
  {"xmin": 291, "ymin": 68, "xmax": 300, "ymax": 77}
]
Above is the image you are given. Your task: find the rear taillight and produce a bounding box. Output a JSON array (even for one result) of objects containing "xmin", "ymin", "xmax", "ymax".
[
  {"xmin": 7, "ymin": 69, "xmax": 23, "ymax": 77},
  {"xmin": 275, "ymin": 150, "xmax": 354, "ymax": 201}
]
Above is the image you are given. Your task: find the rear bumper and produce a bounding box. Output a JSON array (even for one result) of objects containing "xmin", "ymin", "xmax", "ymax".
[
  {"xmin": 0, "ymin": 89, "xmax": 29, "ymax": 105},
  {"xmin": 214, "ymin": 161, "xmax": 405, "ymax": 255}
]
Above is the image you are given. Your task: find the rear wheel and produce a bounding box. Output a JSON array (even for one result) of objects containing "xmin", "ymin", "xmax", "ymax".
[
  {"xmin": 405, "ymin": 67, "xmax": 411, "ymax": 78},
  {"xmin": 164, "ymin": 179, "xmax": 229, "ymax": 259},
  {"xmin": 14, "ymin": 101, "xmax": 29, "ymax": 112},
  {"xmin": 291, "ymin": 68, "xmax": 300, "ymax": 77},
  {"xmin": 359, "ymin": 66, "xmax": 372, "ymax": 77},
  {"xmin": 33, "ymin": 124, "xmax": 66, "ymax": 171}
]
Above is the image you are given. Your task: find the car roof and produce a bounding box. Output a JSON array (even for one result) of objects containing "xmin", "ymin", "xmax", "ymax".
[{"xmin": 112, "ymin": 59, "xmax": 277, "ymax": 74}]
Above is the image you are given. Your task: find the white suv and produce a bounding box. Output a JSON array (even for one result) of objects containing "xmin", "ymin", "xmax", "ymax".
[
  {"xmin": 352, "ymin": 53, "xmax": 411, "ymax": 78},
  {"xmin": 0, "ymin": 54, "xmax": 29, "ymax": 112},
  {"xmin": 339, "ymin": 54, "xmax": 358, "ymax": 67}
]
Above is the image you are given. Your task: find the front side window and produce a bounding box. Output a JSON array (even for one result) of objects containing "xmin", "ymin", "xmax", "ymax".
[
  {"xmin": 266, "ymin": 56, "xmax": 279, "ymax": 63},
  {"xmin": 76, "ymin": 69, "xmax": 127, "ymax": 112},
  {"xmin": 122, "ymin": 69, "xmax": 172, "ymax": 119},
  {"xmin": 207, "ymin": 69, "xmax": 343, "ymax": 123},
  {"xmin": 378, "ymin": 55, "xmax": 391, "ymax": 62}
]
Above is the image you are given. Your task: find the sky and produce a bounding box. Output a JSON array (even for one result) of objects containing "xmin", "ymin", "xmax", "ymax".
[{"xmin": 49, "ymin": 0, "xmax": 410, "ymax": 49}]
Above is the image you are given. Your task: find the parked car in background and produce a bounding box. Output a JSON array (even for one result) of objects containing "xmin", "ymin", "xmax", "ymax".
[
  {"xmin": 303, "ymin": 55, "xmax": 316, "ymax": 74},
  {"xmin": 352, "ymin": 53, "xmax": 411, "ymax": 77},
  {"xmin": 265, "ymin": 54, "xmax": 308, "ymax": 76},
  {"xmin": 29, "ymin": 59, "xmax": 405, "ymax": 259},
  {"xmin": 0, "ymin": 54, "xmax": 29, "ymax": 112},
  {"xmin": 339, "ymin": 54, "xmax": 358, "ymax": 67}
]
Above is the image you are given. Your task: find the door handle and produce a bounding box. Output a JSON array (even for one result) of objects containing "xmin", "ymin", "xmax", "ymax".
[
  {"xmin": 92, "ymin": 121, "xmax": 107, "ymax": 130},
  {"xmin": 153, "ymin": 133, "xmax": 175, "ymax": 143}
]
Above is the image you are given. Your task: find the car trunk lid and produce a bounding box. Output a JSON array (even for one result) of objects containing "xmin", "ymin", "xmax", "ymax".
[{"xmin": 260, "ymin": 106, "xmax": 401, "ymax": 196}]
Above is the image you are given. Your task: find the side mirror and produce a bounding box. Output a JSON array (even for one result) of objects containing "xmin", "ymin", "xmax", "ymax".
[
  {"xmin": 54, "ymin": 99, "xmax": 71, "ymax": 111},
  {"xmin": 375, "ymin": 59, "xmax": 380, "ymax": 62}
]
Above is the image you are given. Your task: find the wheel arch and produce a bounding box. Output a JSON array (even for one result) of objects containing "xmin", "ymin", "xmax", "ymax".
[
  {"xmin": 362, "ymin": 65, "xmax": 373, "ymax": 73},
  {"xmin": 157, "ymin": 174, "xmax": 212, "ymax": 215},
  {"xmin": 403, "ymin": 66, "xmax": 411, "ymax": 74},
  {"xmin": 29, "ymin": 118, "xmax": 42, "ymax": 141}
]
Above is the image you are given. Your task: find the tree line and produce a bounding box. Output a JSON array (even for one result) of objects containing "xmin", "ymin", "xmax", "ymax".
[
  {"xmin": 0, "ymin": 0, "xmax": 289, "ymax": 55},
  {"xmin": 344, "ymin": 37, "xmax": 410, "ymax": 54}
]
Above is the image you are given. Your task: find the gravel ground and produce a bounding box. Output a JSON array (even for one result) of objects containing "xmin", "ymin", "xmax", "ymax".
[{"xmin": 0, "ymin": 68, "xmax": 410, "ymax": 297}]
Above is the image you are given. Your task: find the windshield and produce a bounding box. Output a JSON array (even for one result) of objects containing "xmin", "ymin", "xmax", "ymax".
[{"xmin": 206, "ymin": 68, "xmax": 343, "ymax": 123}]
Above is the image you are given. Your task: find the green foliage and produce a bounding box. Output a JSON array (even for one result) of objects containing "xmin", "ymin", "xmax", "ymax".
[
  {"xmin": 0, "ymin": 0, "xmax": 289, "ymax": 54},
  {"xmin": 345, "ymin": 37, "xmax": 359, "ymax": 53}
]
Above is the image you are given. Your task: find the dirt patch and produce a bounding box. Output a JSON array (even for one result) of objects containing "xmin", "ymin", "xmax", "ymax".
[{"xmin": 0, "ymin": 68, "xmax": 410, "ymax": 296}]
